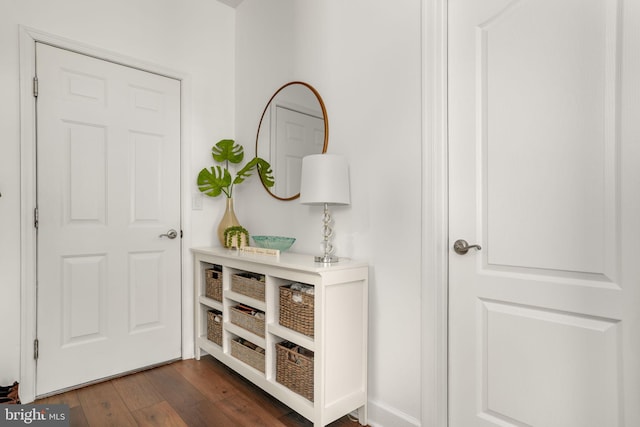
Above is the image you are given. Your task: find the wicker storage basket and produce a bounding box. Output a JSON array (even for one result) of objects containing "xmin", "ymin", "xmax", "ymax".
[
  {"xmin": 205, "ymin": 267, "xmax": 222, "ymax": 302},
  {"xmin": 231, "ymin": 338, "xmax": 265, "ymax": 373},
  {"xmin": 231, "ymin": 272, "xmax": 265, "ymax": 301},
  {"xmin": 279, "ymin": 284, "xmax": 314, "ymax": 337},
  {"xmin": 206, "ymin": 309, "xmax": 223, "ymax": 346},
  {"xmin": 230, "ymin": 305, "xmax": 265, "ymax": 337},
  {"xmin": 276, "ymin": 341, "xmax": 314, "ymax": 401}
]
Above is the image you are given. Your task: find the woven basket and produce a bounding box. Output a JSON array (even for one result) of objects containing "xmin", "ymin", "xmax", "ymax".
[
  {"xmin": 205, "ymin": 268, "xmax": 222, "ymax": 302},
  {"xmin": 230, "ymin": 305, "xmax": 265, "ymax": 337},
  {"xmin": 231, "ymin": 339, "xmax": 265, "ymax": 373},
  {"xmin": 279, "ymin": 285, "xmax": 314, "ymax": 337},
  {"xmin": 206, "ymin": 309, "xmax": 223, "ymax": 346},
  {"xmin": 231, "ymin": 272, "xmax": 265, "ymax": 301},
  {"xmin": 276, "ymin": 341, "xmax": 314, "ymax": 401}
]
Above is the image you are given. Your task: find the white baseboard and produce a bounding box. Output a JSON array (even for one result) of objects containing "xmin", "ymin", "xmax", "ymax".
[{"xmin": 367, "ymin": 399, "xmax": 421, "ymax": 427}]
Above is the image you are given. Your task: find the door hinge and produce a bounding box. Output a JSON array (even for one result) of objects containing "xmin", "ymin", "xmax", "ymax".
[
  {"xmin": 33, "ymin": 76, "xmax": 38, "ymax": 98},
  {"xmin": 34, "ymin": 339, "xmax": 39, "ymax": 360},
  {"xmin": 34, "ymin": 207, "xmax": 39, "ymax": 229}
]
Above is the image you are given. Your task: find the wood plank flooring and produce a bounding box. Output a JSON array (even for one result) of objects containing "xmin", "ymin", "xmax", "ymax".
[{"xmin": 36, "ymin": 356, "xmax": 365, "ymax": 427}]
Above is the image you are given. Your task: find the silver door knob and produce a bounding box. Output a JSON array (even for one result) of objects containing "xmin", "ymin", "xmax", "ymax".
[
  {"xmin": 453, "ymin": 239, "xmax": 481, "ymax": 255},
  {"xmin": 159, "ymin": 229, "xmax": 178, "ymax": 239}
]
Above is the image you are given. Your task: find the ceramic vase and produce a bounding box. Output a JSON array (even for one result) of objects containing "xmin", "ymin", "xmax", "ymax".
[{"xmin": 217, "ymin": 198, "xmax": 240, "ymax": 246}]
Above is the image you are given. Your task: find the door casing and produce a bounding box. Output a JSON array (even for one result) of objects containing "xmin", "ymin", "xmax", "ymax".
[
  {"xmin": 421, "ymin": 0, "xmax": 449, "ymax": 426},
  {"xmin": 19, "ymin": 26, "xmax": 195, "ymax": 403}
]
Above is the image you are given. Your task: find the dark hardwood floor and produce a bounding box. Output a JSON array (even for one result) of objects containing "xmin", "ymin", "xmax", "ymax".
[{"xmin": 36, "ymin": 356, "xmax": 365, "ymax": 427}]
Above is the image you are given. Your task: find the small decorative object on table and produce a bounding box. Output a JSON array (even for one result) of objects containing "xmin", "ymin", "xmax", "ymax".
[
  {"xmin": 224, "ymin": 226, "xmax": 249, "ymax": 249},
  {"xmin": 252, "ymin": 235, "xmax": 296, "ymax": 252},
  {"xmin": 240, "ymin": 246, "xmax": 280, "ymax": 257}
]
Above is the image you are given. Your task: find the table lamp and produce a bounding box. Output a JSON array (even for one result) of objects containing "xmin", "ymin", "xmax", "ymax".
[{"xmin": 299, "ymin": 154, "xmax": 351, "ymax": 263}]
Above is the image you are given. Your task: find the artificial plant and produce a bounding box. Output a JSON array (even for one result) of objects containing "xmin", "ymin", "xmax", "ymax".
[
  {"xmin": 223, "ymin": 225, "xmax": 250, "ymax": 249},
  {"xmin": 197, "ymin": 139, "xmax": 274, "ymax": 198}
]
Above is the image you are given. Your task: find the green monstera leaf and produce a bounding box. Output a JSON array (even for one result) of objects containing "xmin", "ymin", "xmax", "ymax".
[
  {"xmin": 234, "ymin": 158, "xmax": 275, "ymax": 188},
  {"xmin": 256, "ymin": 158, "xmax": 275, "ymax": 188},
  {"xmin": 197, "ymin": 139, "xmax": 274, "ymax": 198},
  {"xmin": 211, "ymin": 139, "xmax": 244, "ymax": 164},
  {"xmin": 197, "ymin": 166, "xmax": 232, "ymax": 198}
]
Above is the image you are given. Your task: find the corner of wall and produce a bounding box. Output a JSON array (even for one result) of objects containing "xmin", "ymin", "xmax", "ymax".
[
  {"xmin": 216, "ymin": 0, "xmax": 244, "ymax": 8},
  {"xmin": 368, "ymin": 399, "xmax": 422, "ymax": 427}
]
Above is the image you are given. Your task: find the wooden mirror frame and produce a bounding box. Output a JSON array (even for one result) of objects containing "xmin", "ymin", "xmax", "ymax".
[{"xmin": 256, "ymin": 81, "xmax": 329, "ymax": 201}]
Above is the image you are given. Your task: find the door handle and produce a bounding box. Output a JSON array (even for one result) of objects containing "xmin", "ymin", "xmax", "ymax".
[
  {"xmin": 453, "ymin": 239, "xmax": 481, "ymax": 255},
  {"xmin": 159, "ymin": 229, "xmax": 178, "ymax": 239}
]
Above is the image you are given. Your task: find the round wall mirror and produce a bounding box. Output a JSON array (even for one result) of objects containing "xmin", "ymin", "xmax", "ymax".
[{"xmin": 256, "ymin": 81, "xmax": 328, "ymax": 200}]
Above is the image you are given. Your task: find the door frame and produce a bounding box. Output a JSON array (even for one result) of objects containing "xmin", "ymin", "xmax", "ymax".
[
  {"xmin": 18, "ymin": 26, "xmax": 195, "ymax": 403},
  {"xmin": 421, "ymin": 0, "xmax": 449, "ymax": 426}
]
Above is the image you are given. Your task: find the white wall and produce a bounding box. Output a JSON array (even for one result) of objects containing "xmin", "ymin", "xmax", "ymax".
[
  {"xmin": 234, "ymin": 2, "xmax": 423, "ymax": 426},
  {"xmin": 0, "ymin": 0, "xmax": 235, "ymax": 386},
  {"xmin": 1, "ymin": 1, "xmax": 425, "ymax": 425}
]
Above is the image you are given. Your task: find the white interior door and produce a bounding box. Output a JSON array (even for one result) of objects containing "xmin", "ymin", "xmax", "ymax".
[
  {"xmin": 273, "ymin": 106, "xmax": 325, "ymax": 196},
  {"xmin": 35, "ymin": 43, "xmax": 182, "ymax": 396},
  {"xmin": 448, "ymin": 0, "xmax": 640, "ymax": 426}
]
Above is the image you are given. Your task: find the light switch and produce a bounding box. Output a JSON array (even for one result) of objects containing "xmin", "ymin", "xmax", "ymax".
[{"xmin": 192, "ymin": 191, "xmax": 203, "ymax": 210}]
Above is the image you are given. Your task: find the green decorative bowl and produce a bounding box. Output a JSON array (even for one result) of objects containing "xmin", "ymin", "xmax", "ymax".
[{"xmin": 252, "ymin": 235, "xmax": 296, "ymax": 252}]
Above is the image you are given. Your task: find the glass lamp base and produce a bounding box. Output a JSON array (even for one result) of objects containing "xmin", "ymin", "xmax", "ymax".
[{"xmin": 315, "ymin": 255, "xmax": 339, "ymax": 264}]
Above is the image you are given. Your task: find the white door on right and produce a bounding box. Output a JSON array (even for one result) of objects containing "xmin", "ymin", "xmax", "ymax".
[{"xmin": 448, "ymin": 0, "xmax": 640, "ymax": 426}]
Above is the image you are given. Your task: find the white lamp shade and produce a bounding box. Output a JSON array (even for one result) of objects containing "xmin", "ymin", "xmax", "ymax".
[{"xmin": 299, "ymin": 154, "xmax": 351, "ymax": 205}]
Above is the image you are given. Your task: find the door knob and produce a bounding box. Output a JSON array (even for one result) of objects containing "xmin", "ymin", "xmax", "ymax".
[
  {"xmin": 159, "ymin": 229, "xmax": 178, "ymax": 239},
  {"xmin": 453, "ymin": 239, "xmax": 481, "ymax": 255}
]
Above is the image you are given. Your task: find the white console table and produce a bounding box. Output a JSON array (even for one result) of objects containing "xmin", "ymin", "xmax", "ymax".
[{"xmin": 192, "ymin": 247, "xmax": 368, "ymax": 426}]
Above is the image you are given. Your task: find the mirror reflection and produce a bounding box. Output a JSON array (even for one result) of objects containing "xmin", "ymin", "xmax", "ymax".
[{"xmin": 256, "ymin": 81, "xmax": 328, "ymax": 200}]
